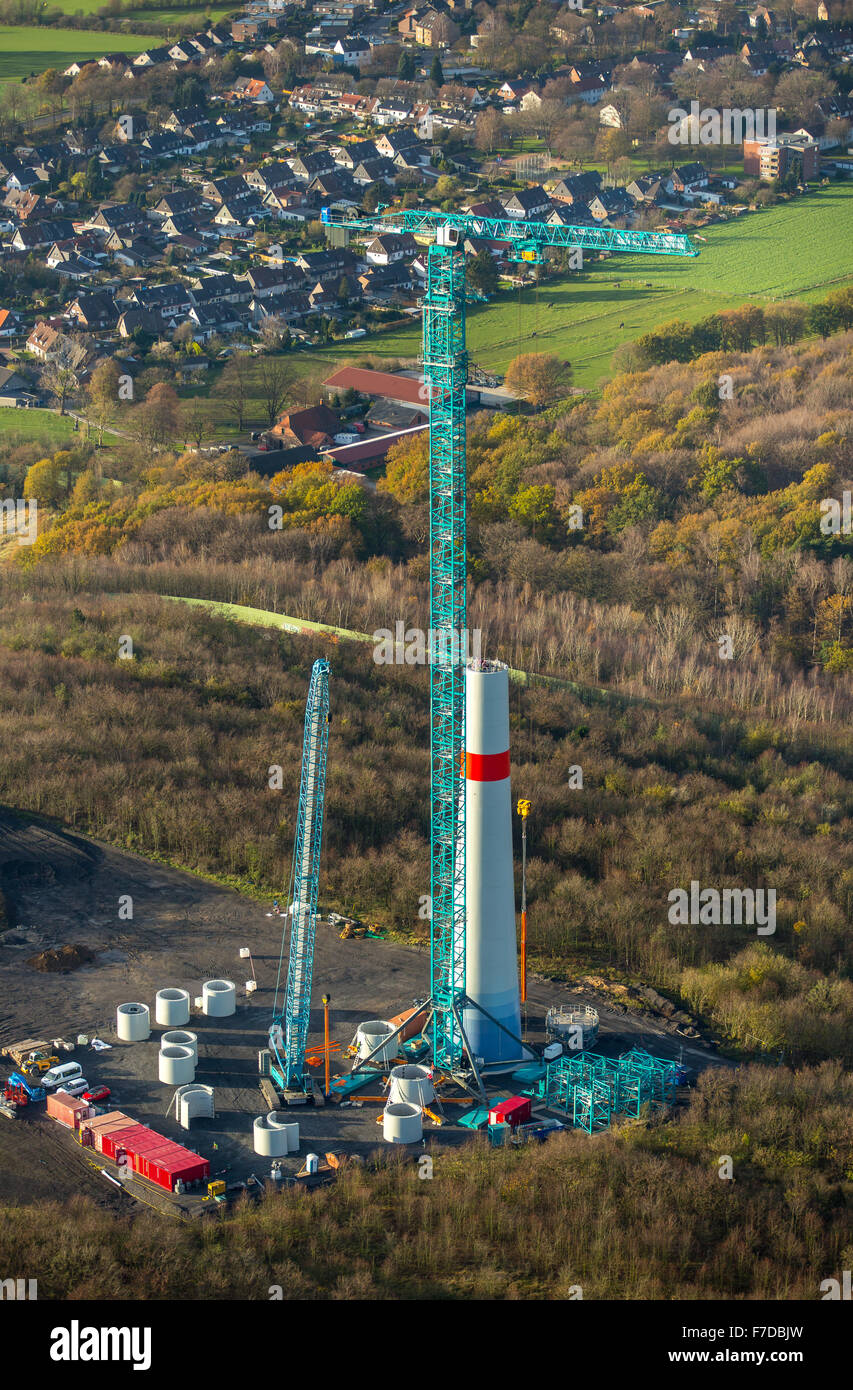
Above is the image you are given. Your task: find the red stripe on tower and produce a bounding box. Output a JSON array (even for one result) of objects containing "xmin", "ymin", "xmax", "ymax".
[{"xmin": 465, "ymin": 749, "xmax": 510, "ymax": 782}]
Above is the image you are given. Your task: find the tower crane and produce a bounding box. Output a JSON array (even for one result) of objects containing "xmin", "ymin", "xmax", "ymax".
[
  {"xmin": 322, "ymin": 203, "xmax": 698, "ymax": 1079},
  {"xmin": 269, "ymin": 657, "xmax": 331, "ymax": 1098}
]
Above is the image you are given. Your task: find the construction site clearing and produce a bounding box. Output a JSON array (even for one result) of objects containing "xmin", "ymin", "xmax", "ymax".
[{"xmin": 0, "ymin": 815, "xmax": 729, "ymax": 1218}]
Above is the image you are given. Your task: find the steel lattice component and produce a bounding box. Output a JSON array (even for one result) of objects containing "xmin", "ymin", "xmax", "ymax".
[
  {"xmin": 424, "ymin": 238, "xmax": 468, "ymax": 1071},
  {"xmin": 269, "ymin": 658, "xmax": 331, "ymax": 1091}
]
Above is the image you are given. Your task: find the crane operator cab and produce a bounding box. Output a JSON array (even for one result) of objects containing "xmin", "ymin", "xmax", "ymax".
[{"xmin": 436, "ymin": 224, "xmax": 461, "ymax": 247}]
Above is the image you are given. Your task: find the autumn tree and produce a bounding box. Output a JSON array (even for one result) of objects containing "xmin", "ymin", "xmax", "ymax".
[
  {"xmin": 134, "ymin": 383, "xmax": 181, "ymax": 448},
  {"xmin": 23, "ymin": 456, "xmax": 64, "ymax": 508},
  {"xmin": 41, "ymin": 336, "xmax": 87, "ymax": 415},
  {"xmin": 86, "ymin": 359, "xmax": 122, "ymax": 445},
  {"xmin": 504, "ymin": 353, "xmax": 573, "ymax": 409}
]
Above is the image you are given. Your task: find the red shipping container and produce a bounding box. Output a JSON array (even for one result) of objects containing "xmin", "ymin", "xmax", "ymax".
[
  {"xmin": 109, "ymin": 1124, "xmax": 155, "ymax": 1160},
  {"xmin": 80, "ymin": 1112, "xmax": 130, "ymax": 1147},
  {"xmin": 46, "ymin": 1093, "xmax": 94, "ymax": 1128},
  {"xmin": 488, "ymin": 1096, "xmax": 532, "ymax": 1128},
  {"xmin": 97, "ymin": 1123, "xmax": 139, "ymax": 1158}
]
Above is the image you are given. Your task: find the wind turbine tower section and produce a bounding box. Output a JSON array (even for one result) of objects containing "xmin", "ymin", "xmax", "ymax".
[{"xmin": 462, "ymin": 661, "xmax": 523, "ymax": 1067}]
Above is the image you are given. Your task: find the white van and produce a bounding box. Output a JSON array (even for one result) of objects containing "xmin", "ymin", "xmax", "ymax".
[
  {"xmin": 42, "ymin": 1061, "xmax": 83, "ymax": 1091},
  {"xmin": 55, "ymin": 1078, "xmax": 89, "ymax": 1098}
]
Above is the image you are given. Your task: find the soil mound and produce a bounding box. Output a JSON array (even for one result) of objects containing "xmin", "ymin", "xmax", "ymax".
[{"xmin": 27, "ymin": 943, "xmax": 94, "ymax": 973}]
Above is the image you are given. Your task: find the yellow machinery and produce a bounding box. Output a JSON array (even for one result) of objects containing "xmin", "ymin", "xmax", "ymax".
[{"xmin": 207, "ymin": 1179, "xmax": 226, "ymax": 1197}]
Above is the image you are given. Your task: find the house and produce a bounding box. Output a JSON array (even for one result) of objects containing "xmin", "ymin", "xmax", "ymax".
[
  {"xmin": 0, "ymin": 366, "xmax": 38, "ymax": 407},
  {"xmin": 288, "ymin": 151, "xmax": 336, "ymax": 183},
  {"xmin": 0, "ymin": 309, "xmax": 20, "ymax": 337},
  {"xmin": 213, "ymin": 200, "xmax": 266, "ymax": 229},
  {"xmin": 231, "ymin": 18, "xmax": 269, "ymax": 43},
  {"xmin": 116, "ymin": 308, "xmax": 171, "ymax": 339},
  {"xmin": 666, "ymin": 163, "xmax": 710, "ymax": 196},
  {"xmin": 201, "ymin": 174, "xmax": 253, "ymax": 205},
  {"xmin": 375, "ymin": 129, "xmax": 424, "ymax": 161},
  {"xmin": 153, "ymin": 189, "xmax": 205, "ymax": 220},
  {"xmin": 587, "ymin": 187, "xmax": 634, "ymax": 221},
  {"xmin": 333, "ymin": 37, "xmax": 370, "ymax": 65},
  {"xmin": 133, "ymin": 46, "xmax": 172, "ymax": 68},
  {"xmin": 87, "ymin": 203, "xmax": 146, "ymax": 234},
  {"xmin": 626, "ymin": 174, "xmax": 666, "ymax": 205},
  {"xmin": 351, "ymin": 157, "xmax": 397, "ymax": 187},
  {"xmin": 365, "ymin": 399, "xmax": 426, "ymax": 430},
  {"xmin": 128, "ymin": 282, "xmax": 193, "ymax": 316},
  {"xmin": 66, "ymin": 291, "xmax": 118, "ymax": 331},
  {"xmin": 141, "ymin": 133, "xmax": 190, "ymax": 162},
  {"xmin": 501, "ymin": 187, "xmax": 551, "ymax": 220},
  {"xmin": 164, "ymin": 106, "xmax": 206, "ymax": 132},
  {"xmin": 27, "ymin": 321, "xmax": 62, "ymax": 359},
  {"xmin": 548, "ymin": 171, "xmax": 601, "ymax": 205},
  {"xmin": 307, "ymin": 171, "xmax": 359, "ymax": 204},
  {"xmin": 269, "ymin": 403, "xmax": 343, "ymax": 449},
  {"xmin": 249, "ymin": 288, "xmax": 311, "ymax": 324},
  {"xmin": 244, "ymin": 160, "xmax": 292, "ymax": 192},
  {"xmin": 187, "ymin": 303, "xmax": 244, "ymax": 340},
  {"xmin": 414, "ymin": 9, "xmax": 461, "ymax": 47},
  {"xmin": 243, "ymin": 265, "xmax": 302, "ymax": 299},
  {"xmin": 230, "ymin": 77, "xmax": 275, "ymax": 104},
  {"xmin": 12, "ymin": 220, "xmax": 75, "ymax": 251},
  {"xmin": 496, "ymin": 80, "xmax": 531, "ymax": 106},
  {"xmin": 168, "ymin": 41, "xmax": 197, "ymax": 62},
  {"xmin": 365, "ymin": 232, "xmax": 418, "ymax": 266},
  {"xmin": 293, "ymin": 248, "xmax": 355, "ymax": 280},
  {"xmin": 335, "ymin": 140, "xmax": 379, "ymax": 170}
]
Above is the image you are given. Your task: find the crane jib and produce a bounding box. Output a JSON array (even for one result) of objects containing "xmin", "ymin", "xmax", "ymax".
[{"xmin": 320, "ymin": 206, "xmax": 699, "ymax": 259}]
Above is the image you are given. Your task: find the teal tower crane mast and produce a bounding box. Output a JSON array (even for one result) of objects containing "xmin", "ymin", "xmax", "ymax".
[
  {"xmin": 269, "ymin": 657, "xmax": 331, "ymax": 1094},
  {"xmin": 322, "ymin": 205, "xmax": 697, "ymax": 1075}
]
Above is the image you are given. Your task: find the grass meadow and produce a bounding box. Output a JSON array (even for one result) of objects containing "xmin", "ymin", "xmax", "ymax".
[
  {"xmin": 0, "ymin": 25, "xmax": 157, "ymax": 82},
  {"xmin": 302, "ymin": 185, "xmax": 853, "ymax": 389}
]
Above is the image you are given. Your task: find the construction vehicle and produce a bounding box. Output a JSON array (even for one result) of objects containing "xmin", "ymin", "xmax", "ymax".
[
  {"xmin": 25, "ymin": 1053, "xmax": 59, "ymax": 1075},
  {"xmin": 338, "ymin": 919, "xmax": 384, "ymax": 940},
  {"xmin": 7, "ymin": 1071, "xmax": 46, "ymax": 1103}
]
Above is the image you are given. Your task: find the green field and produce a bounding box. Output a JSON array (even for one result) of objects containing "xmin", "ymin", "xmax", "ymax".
[
  {"xmin": 0, "ymin": 407, "xmax": 84, "ymax": 446},
  {"xmin": 46, "ymin": 0, "xmax": 233, "ymax": 14},
  {"xmin": 0, "ymin": 25, "xmax": 158, "ymax": 82},
  {"xmin": 310, "ymin": 185, "xmax": 853, "ymax": 389},
  {"xmin": 120, "ymin": 5, "xmax": 235, "ymax": 23}
]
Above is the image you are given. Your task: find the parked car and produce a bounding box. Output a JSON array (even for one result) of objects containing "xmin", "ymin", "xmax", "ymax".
[
  {"xmin": 55, "ymin": 1078, "xmax": 90, "ymax": 1098},
  {"xmin": 82, "ymin": 1085, "xmax": 111, "ymax": 1104}
]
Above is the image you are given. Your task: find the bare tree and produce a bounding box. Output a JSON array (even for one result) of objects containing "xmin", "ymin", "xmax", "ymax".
[
  {"xmin": 216, "ymin": 354, "xmax": 251, "ymax": 434},
  {"xmin": 258, "ymin": 357, "xmax": 294, "ymax": 428},
  {"xmin": 41, "ymin": 335, "xmax": 88, "ymax": 415}
]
